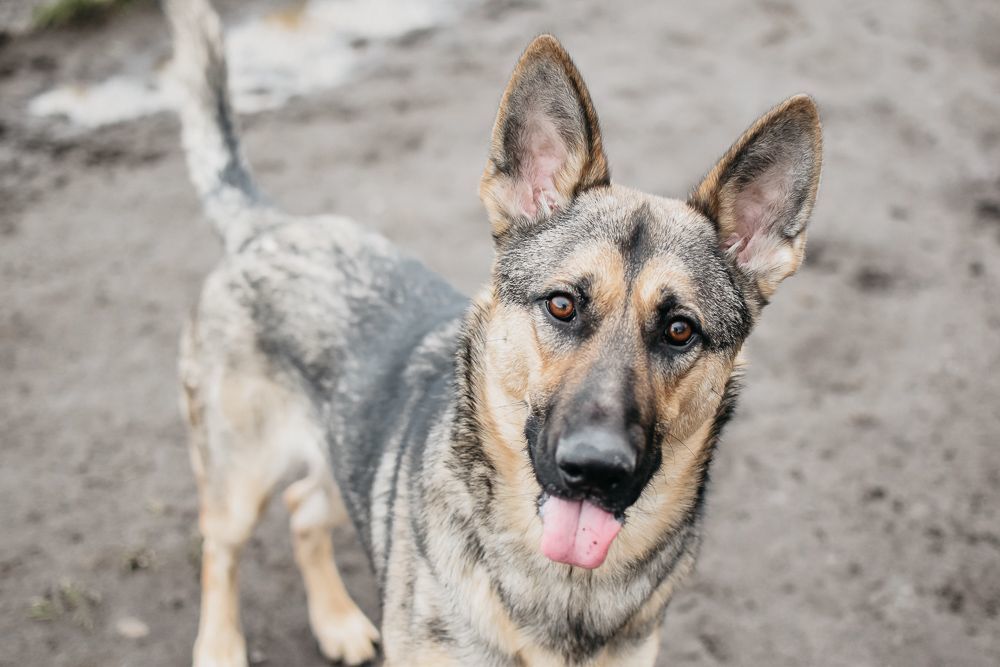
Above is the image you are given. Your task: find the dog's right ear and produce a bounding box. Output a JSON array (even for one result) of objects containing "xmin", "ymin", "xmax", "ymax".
[
  {"xmin": 480, "ymin": 35, "xmax": 610, "ymax": 242},
  {"xmin": 689, "ymin": 96, "xmax": 822, "ymax": 300}
]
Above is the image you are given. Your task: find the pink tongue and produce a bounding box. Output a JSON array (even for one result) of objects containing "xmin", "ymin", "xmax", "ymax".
[{"xmin": 540, "ymin": 496, "xmax": 622, "ymax": 569}]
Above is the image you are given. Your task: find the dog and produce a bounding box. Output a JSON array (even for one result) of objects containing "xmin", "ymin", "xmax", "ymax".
[{"xmin": 166, "ymin": 0, "xmax": 822, "ymax": 664}]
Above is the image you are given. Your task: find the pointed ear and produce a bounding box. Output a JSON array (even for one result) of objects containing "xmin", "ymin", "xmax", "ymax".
[
  {"xmin": 690, "ymin": 95, "xmax": 823, "ymax": 299},
  {"xmin": 480, "ymin": 35, "xmax": 610, "ymax": 242}
]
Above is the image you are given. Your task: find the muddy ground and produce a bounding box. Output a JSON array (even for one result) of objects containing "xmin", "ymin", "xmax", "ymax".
[{"xmin": 1, "ymin": 1, "xmax": 999, "ymax": 665}]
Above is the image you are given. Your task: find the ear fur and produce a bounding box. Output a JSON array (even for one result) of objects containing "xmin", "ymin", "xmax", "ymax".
[
  {"xmin": 480, "ymin": 35, "xmax": 610, "ymax": 242},
  {"xmin": 690, "ymin": 95, "xmax": 823, "ymax": 299}
]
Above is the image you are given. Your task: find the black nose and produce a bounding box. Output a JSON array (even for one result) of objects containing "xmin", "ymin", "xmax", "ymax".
[{"xmin": 556, "ymin": 428, "xmax": 637, "ymax": 494}]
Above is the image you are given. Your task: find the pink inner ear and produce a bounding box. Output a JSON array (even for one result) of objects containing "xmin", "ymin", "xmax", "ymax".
[
  {"xmin": 724, "ymin": 165, "xmax": 791, "ymax": 266},
  {"xmin": 514, "ymin": 118, "xmax": 567, "ymax": 218}
]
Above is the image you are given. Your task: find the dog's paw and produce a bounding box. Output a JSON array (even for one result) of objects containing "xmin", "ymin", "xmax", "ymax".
[
  {"xmin": 313, "ymin": 610, "xmax": 380, "ymax": 666},
  {"xmin": 193, "ymin": 631, "xmax": 248, "ymax": 667}
]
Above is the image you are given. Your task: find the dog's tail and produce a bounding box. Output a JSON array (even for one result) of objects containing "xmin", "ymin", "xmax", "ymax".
[{"xmin": 165, "ymin": 0, "xmax": 266, "ymax": 252}]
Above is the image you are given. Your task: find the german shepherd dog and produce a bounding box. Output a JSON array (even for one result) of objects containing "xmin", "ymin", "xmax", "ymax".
[{"xmin": 167, "ymin": 0, "xmax": 822, "ymax": 664}]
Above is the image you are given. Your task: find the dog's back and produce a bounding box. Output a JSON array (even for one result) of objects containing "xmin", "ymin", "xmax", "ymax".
[
  {"xmin": 169, "ymin": 1, "xmax": 468, "ymax": 663},
  {"xmin": 191, "ymin": 216, "xmax": 466, "ymax": 531},
  {"xmin": 168, "ymin": 0, "xmax": 467, "ymax": 503}
]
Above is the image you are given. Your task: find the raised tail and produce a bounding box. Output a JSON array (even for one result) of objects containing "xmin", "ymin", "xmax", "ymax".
[{"xmin": 165, "ymin": 0, "xmax": 267, "ymax": 252}]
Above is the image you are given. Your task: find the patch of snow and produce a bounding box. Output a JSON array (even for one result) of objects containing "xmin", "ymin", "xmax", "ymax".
[{"xmin": 29, "ymin": 0, "xmax": 462, "ymax": 128}]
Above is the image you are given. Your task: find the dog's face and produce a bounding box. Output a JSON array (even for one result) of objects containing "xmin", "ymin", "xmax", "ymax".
[
  {"xmin": 493, "ymin": 192, "xmax": 751, "ymax": 514},
  {"xmin": 478, "ymin": 36, "xmax": 821, "ymax": 569}
]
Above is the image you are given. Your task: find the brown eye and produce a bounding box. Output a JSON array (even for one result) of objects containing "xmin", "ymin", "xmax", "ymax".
[
  {"xmin": 665, "ymin": 318, "xmax": 694, "ymax": 346},
  {"xmin": 546, "ymin": 294, "xmax": 576, "ymax": 321}
]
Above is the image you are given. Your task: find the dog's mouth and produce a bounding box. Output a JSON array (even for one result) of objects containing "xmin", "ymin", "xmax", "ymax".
[{"xmin": 537, "ymin": 493, "xmax": 624, "ymax": 569}]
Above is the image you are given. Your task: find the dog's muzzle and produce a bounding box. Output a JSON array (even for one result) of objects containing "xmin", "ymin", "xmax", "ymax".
[{"xmin": 535, "ymin": 426, "xmax": 640, "ymax": 570}]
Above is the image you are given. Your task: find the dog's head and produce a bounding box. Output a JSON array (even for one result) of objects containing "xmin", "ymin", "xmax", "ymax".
[{"xmin": 476, "ymin": 36, "xmax": 821, "ymax": 569}]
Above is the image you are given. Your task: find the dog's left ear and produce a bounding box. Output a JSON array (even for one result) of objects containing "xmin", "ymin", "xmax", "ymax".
[
  {"xmin": 480, "ymin": 35, "xmax": 610, "ymax": 242},
  {"xmin": 690, "ymin": 95, "xmax": 823, "ymax": 299}
]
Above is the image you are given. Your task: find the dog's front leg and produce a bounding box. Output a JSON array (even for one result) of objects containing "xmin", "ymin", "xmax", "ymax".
[{"xmin": 284, "ymin": 476, "xmax": 380, "ymax": 665}]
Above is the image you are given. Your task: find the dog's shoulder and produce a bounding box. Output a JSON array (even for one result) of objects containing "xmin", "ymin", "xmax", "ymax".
[{"xmin": 195, "ymin": 212, "xmax": 466, "ymax": 391}]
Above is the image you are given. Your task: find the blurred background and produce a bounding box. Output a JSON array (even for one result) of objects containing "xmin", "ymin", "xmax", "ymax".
[{"xmin": 1, "ymin": 0, "xmax": 998, "ymax": 665}]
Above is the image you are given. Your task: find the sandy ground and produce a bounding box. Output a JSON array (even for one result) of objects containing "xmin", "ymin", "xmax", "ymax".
[{"xmin": 2, "ymin": 1, "xmax": 999, "ymax": 665}]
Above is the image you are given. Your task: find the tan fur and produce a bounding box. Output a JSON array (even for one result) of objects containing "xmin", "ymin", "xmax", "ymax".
[
  {"xmin": 617, "ymin": 419, "xmax": 717, "ymax": 563},
  {"xmin": 555, "ymin": 241, "xmax": 629, "ymax": 311},
  {"xmin": 180, "ymin": 319, "xmax": 378, "ymax": 667},
  {"xmin": 633, "ymin": 257, "xmax": 699, "ymax": 321},
  {"xmin": 284, "ymin": 478, "xmax": 380, "ymax": 664}
]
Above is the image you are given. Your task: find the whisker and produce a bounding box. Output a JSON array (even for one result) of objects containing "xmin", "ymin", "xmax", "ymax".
[{"xmin": 666, "ymin": 431, "xmax": 695, "ymax": 458}]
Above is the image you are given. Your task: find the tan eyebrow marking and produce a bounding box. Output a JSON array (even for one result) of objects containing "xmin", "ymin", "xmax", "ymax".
[
  {"xmin": 633, "ymin": 258, "xmax": 703, "ymax": 323},
  {"xmin": 550, "ymin": 241, "xmax": 627, "ymax": 314}
]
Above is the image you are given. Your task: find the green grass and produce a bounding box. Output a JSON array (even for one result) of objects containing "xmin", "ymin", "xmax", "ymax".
[
  {"xmin": 32, "ymin": 0, "xmax": 147, "ymax": 30},
  {"xmin": 25, "ymin": 579, "xmax": 102, "ymax": 631}
]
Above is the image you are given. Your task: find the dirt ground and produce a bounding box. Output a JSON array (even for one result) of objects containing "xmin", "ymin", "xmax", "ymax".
[{"xmin": 2, "ymin": 1, "xmax": 999, "ymax": 665}]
